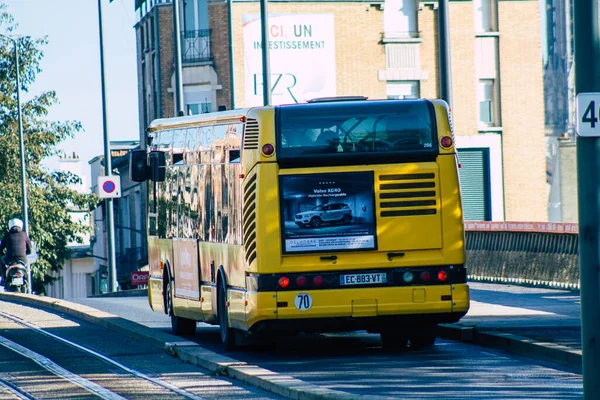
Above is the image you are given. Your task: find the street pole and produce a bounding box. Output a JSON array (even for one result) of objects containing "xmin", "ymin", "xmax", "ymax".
[
  {"xmin": 97, "ymin": 0, "xmax": 118, "ymax": 292},
  {"xmin": 1, "ymin": 34, "xmax": 31, "ymax": 294},
  {"xmin": 438, "ymin": 0, "xmax": 452, "ymax": 108},
  {"xmin": 259, "ymin": 0, "xmax": 271, "ymax": 106},
  {"xmin": 574, "ymin": 0, "xmax": 600, "ymax": 397},
  {"xmin": 173, "ymin": 0, "xmax": 184, "ymax": 116}
]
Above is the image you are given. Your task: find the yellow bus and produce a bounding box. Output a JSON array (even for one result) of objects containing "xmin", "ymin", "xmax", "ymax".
[{"xmin": 130, "ymin": 97, "xmax": 469, "ymax": 350}]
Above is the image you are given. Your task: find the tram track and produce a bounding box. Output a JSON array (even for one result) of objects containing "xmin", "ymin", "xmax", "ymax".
[{"xmin": 0, "ymin": 310, "xmax": 207, "ymax": 400}]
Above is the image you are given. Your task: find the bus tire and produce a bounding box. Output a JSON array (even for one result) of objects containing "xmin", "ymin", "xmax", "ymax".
[
  {"xmin": 380, "ymin": 330, "xmax": 409, "ymax": 351},
  {"xmin": 218, "ymin": 279, "xmax": 237, "ymax": 351},
  {"xmin": 166, "ymin": 278, "xmax": 196, "ymax": 336},
  {"xmin": 409, "ymin": 325, "xmax": 437, "ymax": 347}
]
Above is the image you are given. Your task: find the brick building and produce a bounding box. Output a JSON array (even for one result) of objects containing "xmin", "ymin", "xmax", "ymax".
[{"xmin": 133, "ymin": 0, "xmax": 547, "ymax": 222}]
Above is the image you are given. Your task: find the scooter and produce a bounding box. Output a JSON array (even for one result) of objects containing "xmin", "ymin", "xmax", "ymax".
[{"xmin": 4, "ymin": 261, "xmax": 28, "ymax": 293}]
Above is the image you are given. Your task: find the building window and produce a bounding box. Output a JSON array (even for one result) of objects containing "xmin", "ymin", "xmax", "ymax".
[
  {"xmin": 386, "ymin": 81, "xmax": 420, "ymax": 100},
  {"xmin": 383, "ymin": 0, "xmax": 418, "ymax": 39},
  {"xmin": 187, "ymin": 102, "xmax": 212, "ymax": 115},
  {"xmin": 474, "ymin": 0, "xmax": 497, "ymax": 33},
  {"xmin": 478, "ymin": 79, "xmax": 497, "ymax": 126}
]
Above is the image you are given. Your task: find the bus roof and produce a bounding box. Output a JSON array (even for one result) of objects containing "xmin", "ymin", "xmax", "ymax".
[{"xmin": 148, "ymin": 108, "xmax": 251, "ymax": 131}]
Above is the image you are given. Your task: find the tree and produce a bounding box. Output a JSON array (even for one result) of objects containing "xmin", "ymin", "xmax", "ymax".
[{"xmin": 0, "ymin": 6, "xmax": 98, "ymax": 294}]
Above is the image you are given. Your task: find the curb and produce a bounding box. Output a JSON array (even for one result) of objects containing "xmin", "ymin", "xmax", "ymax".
[
  {"xmin": 0, "ymin": 293, "xmax": 391, "ymax": 400},
  {"xmin": 438, "ymin": 323, "xmax": 582, "ymax": 370}
]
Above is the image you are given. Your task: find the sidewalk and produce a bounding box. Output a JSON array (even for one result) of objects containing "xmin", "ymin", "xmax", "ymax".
[{"xmin": 439, "ymin": 282, "xmax": 582, "ymax": 371}]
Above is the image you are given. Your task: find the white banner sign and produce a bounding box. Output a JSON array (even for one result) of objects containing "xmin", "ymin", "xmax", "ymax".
[{"xmin": 243, "ymin": 13, "xmax": 337, "ymax": 106}]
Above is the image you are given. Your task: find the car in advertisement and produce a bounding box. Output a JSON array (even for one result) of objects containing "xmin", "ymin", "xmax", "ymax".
[{"xmin": 294, "ymin": 203, "xmax": 353, "ymax": 228}]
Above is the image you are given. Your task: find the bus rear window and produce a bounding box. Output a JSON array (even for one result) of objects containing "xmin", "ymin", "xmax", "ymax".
[{"xmin": 277, "ymin": 100, "xmax": 436, "ymax": 160}]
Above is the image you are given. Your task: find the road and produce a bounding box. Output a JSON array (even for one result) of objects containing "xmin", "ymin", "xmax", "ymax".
[
  {"xmin": 0, "ymin": 300, "xmax": 284, "ymax": 400},
  {"xmin": 63, "ymin": 282, "xmax": 583, "ymax": 399}
]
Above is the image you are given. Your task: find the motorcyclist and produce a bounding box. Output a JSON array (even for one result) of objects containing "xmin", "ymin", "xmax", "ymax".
[{"xmin": 0, "ymin": 218, "xmax": 31, "ymax": 287}]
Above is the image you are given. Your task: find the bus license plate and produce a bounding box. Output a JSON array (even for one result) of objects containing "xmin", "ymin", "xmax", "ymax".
[{"xmin": 340, "ymin": 273, "xmax": 387, "ymax": 286}]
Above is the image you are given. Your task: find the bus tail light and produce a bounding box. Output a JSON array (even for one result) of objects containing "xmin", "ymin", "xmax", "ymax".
[
  {"xmin": 278, "ymin": 276, "xmax": 290, "ymax": 288},
  {"xmin": 438, "ymin": 270, "xmax": 448, "ymax": 282},
  {"xmin": 420, "ymin": 271, "xmax": 431, "ymax": 282},
  {"xmin": 313, "ymin": 275, "xmax": 324, "ymax": 286},
  {"xmin": 262, "ymin": 143, "xmax": 275, "ymax": 156},
  {"xmin": 440, "ymin": 136, "xmax": 453, "ymax": 148},
  {"xmin": 296, "ymin": 276, "xmax": 307, "ymax": 287},
  {"xmin": 402, "ymin": 271, "xmax": 414, "ymax": 283}
]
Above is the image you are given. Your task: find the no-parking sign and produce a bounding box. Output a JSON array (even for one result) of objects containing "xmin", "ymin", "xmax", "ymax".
[{"xmin": 97, "ymin": 176, "xmax": 121, "ymax": 198}]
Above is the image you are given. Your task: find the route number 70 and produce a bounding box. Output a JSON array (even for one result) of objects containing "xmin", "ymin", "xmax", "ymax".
[{"xmin": 577, "ymin": 93, "xmax": 600, "ymax": 137}]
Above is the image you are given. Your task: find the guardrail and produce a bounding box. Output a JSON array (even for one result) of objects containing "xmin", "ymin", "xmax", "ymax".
[{"xmin": 465, "ymin": 221, "xmax": 580, "ymax": 290}]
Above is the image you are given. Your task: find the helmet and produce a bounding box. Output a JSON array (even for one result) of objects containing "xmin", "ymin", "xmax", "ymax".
[{"xmin": 8, "ymin": 218, "xmax": 23, "ymax": 230}]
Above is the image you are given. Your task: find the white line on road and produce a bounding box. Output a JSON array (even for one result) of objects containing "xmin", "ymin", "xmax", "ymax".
[
  {"xmin": 0, "ymin": 335, "xmax": 127, "ymax": 400},
  {"xmin": 0, "ymin": 376, "xmax": 33, "ymax": 400},
  {"xmin": 0, "ymin": 311, "xmax": 207, "ymax": 400}
]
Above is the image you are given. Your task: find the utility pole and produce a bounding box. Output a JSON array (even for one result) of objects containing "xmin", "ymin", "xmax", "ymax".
[
  {"xmin": 574, "ymin": 0, "xmax": 600, "ymax": 397},
  {"xmin": 1, "ymin": 33, "xmax": 31, "ymax": 294},
  {"xmin": 173, "ymin": 0, "xmax": 185, "ymax": 116},
  {"xmin": 259, "ymin": 0, "xmax": 271, "ymax": 106},
  {"xmin": 438, "ymin": 0, "xmax": 452, "ymax": 108},
  {"xmin": 97, "ymin": 0, "xmax": 118, "ymax": 292}
]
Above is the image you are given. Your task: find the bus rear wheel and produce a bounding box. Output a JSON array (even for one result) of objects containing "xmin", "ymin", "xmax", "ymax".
[
  {"xmin": 380, "ymin": 330, "xmax": 409, "ymax": 351},
  {"xmin": 218, "ymin": 280, "xmax": 237, "ymax": 351},
  {"xmin": 409, "ymin": 325, "xmax": 437, "ymax": 347},
  {"xmin": 166, "ymin": 279, "xmax": 196, "ymax": 336}
]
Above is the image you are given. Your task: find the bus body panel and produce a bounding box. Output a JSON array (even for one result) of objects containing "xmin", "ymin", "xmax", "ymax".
[
  {"xmin": 148, "ymin": 236, "xmax": 164, "ymax": 313},
  {"xmin": 200, "ymin": 284, "xmax": 218, "ymax": 324},
  {"xmin": 246, "ymin": 291, "xmax": 278, "ymax": 329},
  {"xmin": 172, "ymin": 297, "xmax": 204, "ymax": 321},
  {"xmin": 451, "ymin": 284, "xmax": 470, "ymax": 312}
]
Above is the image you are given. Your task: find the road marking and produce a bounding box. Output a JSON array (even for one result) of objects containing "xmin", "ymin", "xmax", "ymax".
[
  {"xmin": 0, "ymin": 377, "xmax": 33, "ymax": 400},
  {"xmin": 0, "ymin": 335, "xmax": 127, "ymax": 400},
  {"xmin": 0, "ymin": 311, "xmax": 207, "ymax": 400}
]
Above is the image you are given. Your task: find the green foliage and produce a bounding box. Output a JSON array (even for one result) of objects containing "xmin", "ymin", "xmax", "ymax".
[{"xmin": 0, "ymin": 6, "xmax": 98, "ymax": 294}]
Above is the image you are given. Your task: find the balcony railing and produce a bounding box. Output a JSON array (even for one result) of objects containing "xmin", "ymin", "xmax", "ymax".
[{"xmin": 181, "ymin": 29, "xmax": 212, "ymax": 63}]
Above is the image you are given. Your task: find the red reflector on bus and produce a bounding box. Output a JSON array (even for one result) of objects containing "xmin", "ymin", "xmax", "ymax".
[
  {"xmin": 440, "ymin": 136, "xmax": 453, "ymax": 148},
  {"xmin": 278, "ymin": 276, "xmax": 290, "ymax": 288},
  {"xmin": 262, "ymin": 143, "xmax": 275, "ymax": 156},
  {"xmin": 296, "ymin": 276, "xmax": 307, "ymax": 287},
  {"xmin": 313, "ymin": 275, "xmax": 324, "ymax": 286},
  {"xmin": 438, "ymin": 270, "xmax": 448, "ymax": 281},
  {"xmin": 240, "ymin": 116, "xmax": 246, "ymax": 122},
  {"xmin": 420, "ymin": 271, "xmax": 431, "ymax": 282}
]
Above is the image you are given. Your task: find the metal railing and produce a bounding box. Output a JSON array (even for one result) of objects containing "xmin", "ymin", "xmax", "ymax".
[
  {"xmin": 181, "ymin": 29, "xmax": 212, "ymax": 63},
  {"xmin": 465, "ymin": 222, "xmax": 580, "ymax": 289}
]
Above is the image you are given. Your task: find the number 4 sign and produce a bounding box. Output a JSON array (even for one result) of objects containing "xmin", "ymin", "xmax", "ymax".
[{"xmin": 577, "ymin": 93, "xmax": 600, "ymax": 137}]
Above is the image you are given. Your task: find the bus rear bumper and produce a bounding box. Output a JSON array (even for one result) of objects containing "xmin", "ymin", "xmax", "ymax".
[
  {"xmin": 250, "ymin": 311, "xmax": 468, "ymax": 335},
  {"xmin": 247, "ymin": 284, "xmax": 469, "ymax": 334}
]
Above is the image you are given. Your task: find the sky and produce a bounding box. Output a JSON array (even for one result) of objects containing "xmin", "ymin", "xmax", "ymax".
[{"xmin": 2, "ymin": 0, "xmax": 140, "ymax": 188}]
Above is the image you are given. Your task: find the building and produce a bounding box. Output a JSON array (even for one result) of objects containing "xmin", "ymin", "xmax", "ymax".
[
  {"xmin": 132, "ymin": 0, "xmax": 547, "ymax": 222},
  {"xmin": 89, "ymin": 140, "xmax": 147, "ymax": 292},
  {"xmin": 45, "ymin": 152, "xmax": 96, "ymax": 299}
]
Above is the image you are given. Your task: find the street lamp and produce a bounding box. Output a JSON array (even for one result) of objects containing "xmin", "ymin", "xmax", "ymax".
[{"xmin": 1, "ymin": 33, "xmax": 30, "ymax": 293}]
